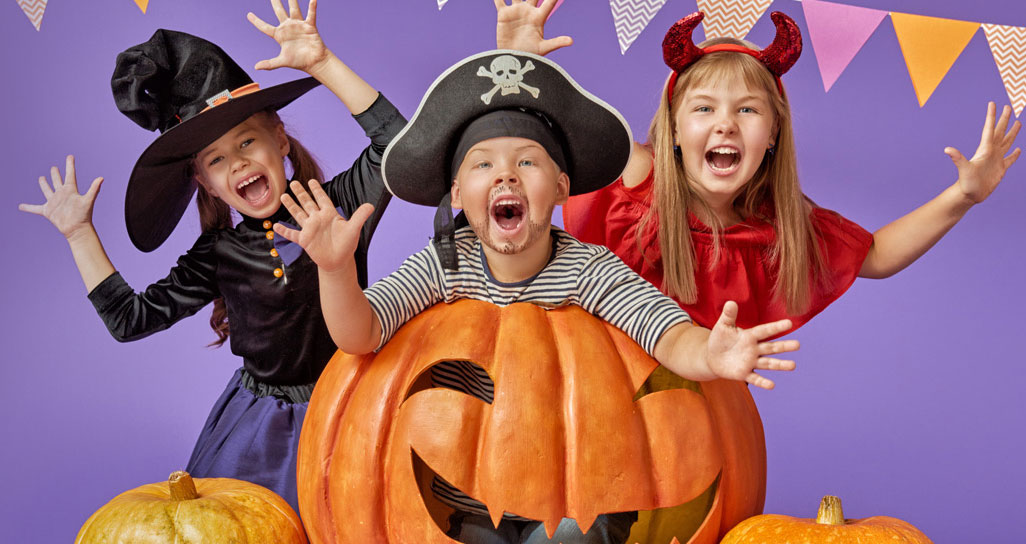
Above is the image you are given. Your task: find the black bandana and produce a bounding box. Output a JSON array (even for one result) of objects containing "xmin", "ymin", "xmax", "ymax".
[{"xmin": 449, "ymin": 110, "xmax": 568, "ymax": 180}]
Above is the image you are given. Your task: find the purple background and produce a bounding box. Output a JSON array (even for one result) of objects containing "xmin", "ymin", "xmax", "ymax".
[{"xmin": 3, "ymin": 0, "xmax": 1023, "ymax": 541}]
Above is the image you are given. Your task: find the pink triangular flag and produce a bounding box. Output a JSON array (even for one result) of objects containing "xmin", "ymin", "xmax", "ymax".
[
  {"xmin": 983, "ymin": 23, "xmax": 1026, "ymax": 117},
  {"xmin": 696, "ymin": 0, "xmax": 773, "ymax": 40},
  {"xmin": 803, "ymin": 0, "xmax": 888, "ymax": 91},
  {"xmin": 609, "ymin": 0, "xmax": 669, "ymax": 54},
  {"xmin": 18, "ymin": 0, "xmax": 47, "ymax": 31}
]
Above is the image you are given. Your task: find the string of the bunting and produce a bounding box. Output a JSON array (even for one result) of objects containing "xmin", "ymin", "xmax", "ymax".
[{"xmin": 17, "ymin": 0, "xmax": 148, "ymax": 31}]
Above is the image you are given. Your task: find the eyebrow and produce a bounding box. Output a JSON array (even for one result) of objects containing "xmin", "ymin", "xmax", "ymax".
[
  {"xmin": 467, "ymin": 142, "xmax": 546, "ymax": 155},
  {"xmin": 686, "ymin": 93, "xmax": 766, "ymax": 103},
  {"xmin": 197, "ymin": 128, "xmax": 259, "ymax": 160}
]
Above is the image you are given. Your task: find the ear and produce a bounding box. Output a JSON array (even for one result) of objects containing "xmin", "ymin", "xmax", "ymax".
[
  {"xmin": 450, "ymin": 178, "xmax": 463, "ymax": 210},
  {"xmin": 275, "ymin": 122, "xmax": 290, "ymax": 158},
  {"xmin": 554, "ymin": 172, "xmax": 570, "ymax": 206}
]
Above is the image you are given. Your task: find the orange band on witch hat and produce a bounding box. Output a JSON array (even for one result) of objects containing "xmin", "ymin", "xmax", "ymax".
[{"xmin": 201, "ymin": 82, "xmax": 262, "ymax": 112}]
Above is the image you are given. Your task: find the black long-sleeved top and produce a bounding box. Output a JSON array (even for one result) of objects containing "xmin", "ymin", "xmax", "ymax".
[{"xmin": 88, "ymin": 94, "xmax": 405, "ymax": 385}]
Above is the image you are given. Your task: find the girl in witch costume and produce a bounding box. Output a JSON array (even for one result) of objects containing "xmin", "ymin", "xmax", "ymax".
[
  {"xmin": 19, "ymin": 0, "xmax": 404, "ymax": 511},
  {"xmin": 497, "ymin": 2, "xmax": 1021, "ymax": 334}
]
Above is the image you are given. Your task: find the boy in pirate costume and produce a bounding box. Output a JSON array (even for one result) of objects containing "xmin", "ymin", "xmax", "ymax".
[{"xmin": 275, "ymin": 50, "xmax": 799, "ymax": 543}]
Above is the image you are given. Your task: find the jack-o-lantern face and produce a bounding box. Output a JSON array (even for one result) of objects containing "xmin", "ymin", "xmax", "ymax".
[{"xmin": 298, "ymin": 300, "xmax": 766, "ymax": 544}]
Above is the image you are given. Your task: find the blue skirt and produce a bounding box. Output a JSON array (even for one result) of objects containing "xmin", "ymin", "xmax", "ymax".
[{"xmin": 186, "ymin": 368, "xmax": 310, "ymax": 513}]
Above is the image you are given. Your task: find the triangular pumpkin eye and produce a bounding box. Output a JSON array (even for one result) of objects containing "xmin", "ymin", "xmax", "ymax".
[{"xmin": 633, "ymin": 366, "xmax": 704, "ymax": 402}]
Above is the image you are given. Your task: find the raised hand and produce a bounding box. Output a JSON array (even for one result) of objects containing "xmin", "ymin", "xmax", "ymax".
[
  {"xmin": 495, "ymin": 0, "xmax": 572, "ymax": 56},
  {"xmin": 248, "ymin": 0, "xmax": 328, "ymax": 73},
  {"xmin": 945, "ymin": 101, "xmax": 1021, "ymax": 204},
  {"xmin": 706, "ymin": 301, "xmax": 798, "ymax": 390},
  {"xmin": 19, "ymin": 155, "xmax": 104, "ymax": 241},
  {"xmin": 273, "ymin": 180, "xmax": 374, "ymax": 274}
]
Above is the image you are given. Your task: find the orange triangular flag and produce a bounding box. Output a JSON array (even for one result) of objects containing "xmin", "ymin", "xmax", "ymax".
[
  {"xmin": 134, "ymin": 0, "xmax": 149, "ymax": 13},
  {"xmin": 983, "ymin": 23, "xmax": 1026, "ymax": 117},
  {"xmin": 891, "ymin": 12, "xmax": 979, "ymax": 106},
  {"xmin": 696, "ymin": 0, "xmax": 773, "ymax": 40}
]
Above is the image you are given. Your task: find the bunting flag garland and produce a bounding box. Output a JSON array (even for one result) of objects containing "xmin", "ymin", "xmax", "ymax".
[
  {"xmin": 983, "ymin": 23, "xmax": 1026, "ymax": 116},
  {"xmin": 695, "ymin": 0, "xmax": 772, "ymax": 40},
  {"xmin": 17, "ymin": 0, "xmax": 47, "ymax": 31},
  {"xmin": 12, "ymin": 0, "xmax": 1026, "ymax": 113},
  {"xmin": 802, "ymin": 0, "xmax": 887, "ymax": 92},
  {"xmin": 609, "ymin": 0, "xmax": 668, "ymax": 54},
  {"xmin": 891, "ymin": 13, "xmax": 980, "ymax": 107}
]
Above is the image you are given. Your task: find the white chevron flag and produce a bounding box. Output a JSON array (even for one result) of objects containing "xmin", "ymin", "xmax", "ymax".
[
  {"xmin": 983, "ymin": 23, "xmax": 1026, "ymax": 117},
  {"xmin": 696, "ymin": 0, "xmax": 772, "ymax": 40},
  {"xmin": 609, "ymin": 0, "xmax": 669, "ymax": 54},
  {"xmin": 18, "ymin": 0, "xmax": 47, "ymax": 31}
]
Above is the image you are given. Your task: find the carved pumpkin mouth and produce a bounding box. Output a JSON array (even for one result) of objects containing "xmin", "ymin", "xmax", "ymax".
[
  {"xmin": 402, "ymin": 359, "xmax": 725, "ymax": 540},
  {"xmin": 411, "ymin": 448, "xmax": 722, "ymax": 540}
]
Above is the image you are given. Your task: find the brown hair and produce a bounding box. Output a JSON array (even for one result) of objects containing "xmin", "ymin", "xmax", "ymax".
[
  {"xmin": 193, "ymin": 110, "xmax": 325, "ymax": 347},
  {"xmin": 640, "ymin": 39, "xmax": 826, "ymax": 315}
]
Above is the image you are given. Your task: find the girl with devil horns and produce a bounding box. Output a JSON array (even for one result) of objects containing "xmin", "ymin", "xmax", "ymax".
[
  {"xmin": 496, "ymin": 0, "xmax": 1020, "ymax": 334},
  {"xmin": 19, "ymin": 0, "xmax": 404, "ymax": 512}
]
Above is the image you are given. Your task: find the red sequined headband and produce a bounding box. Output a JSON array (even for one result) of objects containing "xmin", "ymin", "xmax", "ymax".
[{"xmin": 663, "ymin": 11, "xmax": 802, "ymax": 104}]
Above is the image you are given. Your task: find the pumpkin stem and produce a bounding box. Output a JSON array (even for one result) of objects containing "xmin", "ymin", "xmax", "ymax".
[
  {"xmin": 168, "ymin": 471, "xmax": 199, "ymax": 501},
  {"xmin": 815, "ymin": 495, "xmax": 845, "ymax": 525}
]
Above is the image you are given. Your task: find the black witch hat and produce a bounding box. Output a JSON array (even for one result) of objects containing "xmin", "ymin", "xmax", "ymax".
[{"xmin": 112, "ymin": 29, "xmax": 320, "ymax": 252}]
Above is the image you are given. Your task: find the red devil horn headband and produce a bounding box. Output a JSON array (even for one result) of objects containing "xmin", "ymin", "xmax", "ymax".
[{"xmin": 662, "ymin": 11, "xmax": 802, "ymax": 103}]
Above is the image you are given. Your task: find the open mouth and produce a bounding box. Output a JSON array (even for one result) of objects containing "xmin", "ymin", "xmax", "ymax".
[
  {"xmin": 491, "ymin": 197, "xmax": 525, "ymax": 232},
  {"xmin": 236, "ymin": 174, "xmax": 270, "ymax": 204},
  {"xmin": 705, "ymin": 146, "xmax": 740, "ymax": 174}
]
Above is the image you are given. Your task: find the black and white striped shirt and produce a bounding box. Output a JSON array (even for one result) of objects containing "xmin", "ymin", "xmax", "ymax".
[
  {"xmin": 363, "ymin": 226, "xmax": 690, "ymax": 517},
  {"xmin": 366, "ymin": 227, "xmax": 689, "ymax": 353}
]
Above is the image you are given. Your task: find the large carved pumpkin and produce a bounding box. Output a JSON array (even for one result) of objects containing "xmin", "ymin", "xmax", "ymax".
[
  {"xmin": 297, "ymin": 300, "xmax": 765, "ymax": 543},
  {"xmin": 75, "ymin": 471, "xmax": 307, "ymax": 543}
]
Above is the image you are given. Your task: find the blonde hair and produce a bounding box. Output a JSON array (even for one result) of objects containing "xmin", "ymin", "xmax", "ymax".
[
  {"xmin": 640, "ymin": 39, "xmax": 826, "ymax": 315},
  {"xmin": 192, "ymin": 110, "xmax": 325, "ymax": 347}
]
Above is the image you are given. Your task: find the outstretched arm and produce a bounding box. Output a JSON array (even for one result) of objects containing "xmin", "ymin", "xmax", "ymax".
[
  {"xmin": 653, "ymin": 301, "xmax": 798, "ymax": 390},
  {"xmin": 860, "ymin": 102, "xmax": 1021, "ymax": 279},
  {"xmin": 273, "ymin": 180, "xmax": 381, "ymax": 353},
  {"xmin": 19, "ymin": 155, "xmax": 115, "ymax": 292},
  {"xmin": 248, "ymin": 0, "xmax": 378, "ymax": 115},
  {"xmin": 495, "ymin": 0, "xmax": 573, "ymax": 56}
]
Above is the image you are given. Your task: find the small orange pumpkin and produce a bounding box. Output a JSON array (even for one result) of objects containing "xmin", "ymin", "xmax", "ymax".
[
  {"xmin": 75, "ymin": 471, "xmax": 308, "ymax": 543},
  {"xmin": 720, "ymin": 495, "xmax": 933, "ymax": 543},
  {"xmin": 298, "ymin": 300, "xmax": 767, "ymax": 544}
]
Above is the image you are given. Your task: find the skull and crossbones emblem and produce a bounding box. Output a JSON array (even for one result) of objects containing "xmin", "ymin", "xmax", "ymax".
[{"xmin": 476, "ymin": 55, "xmax": 540, "ymax": 105}]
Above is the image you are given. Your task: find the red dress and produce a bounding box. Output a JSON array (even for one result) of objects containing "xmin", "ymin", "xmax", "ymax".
[{"xmin": 563, "ymin": 168, "xmax": 874, "ymax": 334}]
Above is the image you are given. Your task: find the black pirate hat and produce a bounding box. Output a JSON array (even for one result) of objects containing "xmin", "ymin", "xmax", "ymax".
[
  {"xmin": 112, "ymin": 29, "xmax": 320, "ymax": 252},
  {"xmin": 381, "ymin": 50, "xmax": 633, "ymax": 206}
]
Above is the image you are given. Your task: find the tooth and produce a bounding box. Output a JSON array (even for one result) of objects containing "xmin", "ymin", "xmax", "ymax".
[
  {"xmin": 488, "ymin": 505, "xmax": 503, "ymax": 529},
  {"xmin": 542, "ymin": 518, "xmax": 560, "ymax": 539},
  {"xmin": 576, "ymin": 513, "xmax": 597, "ymax": 535}
]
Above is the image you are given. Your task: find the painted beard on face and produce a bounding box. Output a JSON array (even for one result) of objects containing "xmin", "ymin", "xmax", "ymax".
[{"xmin": 467, "ymin": 183, "xmax": 554, "ymax": 256}]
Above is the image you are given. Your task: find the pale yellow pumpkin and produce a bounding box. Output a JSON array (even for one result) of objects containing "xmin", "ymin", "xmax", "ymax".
[{"xmin": 75, "ymin": 471, "xmax": 307, "ymax": 543}]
